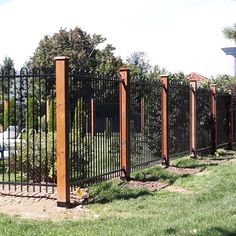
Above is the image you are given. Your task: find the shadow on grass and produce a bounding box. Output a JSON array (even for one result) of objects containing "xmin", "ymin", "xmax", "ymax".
[
  {"xmin": 164, "ymin": 227, "xmax": 178, "ymax": 235},
  {"xmin": 89, "ymin": 180, "xmax": 153, "ymax": 204},
  {"xmin": 172, "ymin": 157, "xmax": 207, "ymax": 169},
  {"xmin": 201, "ymin": 227, "xmax": 236, "ymax": 236},
  {"xmin": 131, "ymin": 166, "xmax": 179, "ymax": 184}
]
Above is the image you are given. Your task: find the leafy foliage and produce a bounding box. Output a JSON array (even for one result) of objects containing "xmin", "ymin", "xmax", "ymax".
[
  {"xmin": 28, "ymin": 27, "xmax": 123, "ymax": 73},
  {"xmin": 48, "ymin": 98, "xmax": 56, "ymax": 132},
  {"xmin": 223, "ymin": 23, "xmax": 236, "ymax": 42},
  {"xmin": 0, "ymin": 56, "xmax": 14, "ymax": 71},
  {"xmin": 27, "ymin": 97, "xmax": 39, "ymax": 131},
  {"xmin": 4, "ymin": 98, "xmax": 16, "ymax": 128},
  {"xmin": 8, "ymin": 133, "xmax": 56, "ymax": 183},
  {"xmin": 126, "ymin": 51, "xmax": 167, "ymax": 80}
]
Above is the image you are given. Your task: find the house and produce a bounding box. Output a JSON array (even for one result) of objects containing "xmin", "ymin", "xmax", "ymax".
[{"xmin": 187, "ymin": 72, "xmax": 209, "ymax": 86}]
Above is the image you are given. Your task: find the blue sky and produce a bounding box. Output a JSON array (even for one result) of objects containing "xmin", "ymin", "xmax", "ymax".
[{"xmin": 0, "ymin": 0, "xmax": 235, "ymax": 77}]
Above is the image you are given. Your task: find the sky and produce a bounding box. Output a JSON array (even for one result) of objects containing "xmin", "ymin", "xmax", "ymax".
[{"xmin": 0, "ymin": 0, "xmax": 235, "ymax": 77}]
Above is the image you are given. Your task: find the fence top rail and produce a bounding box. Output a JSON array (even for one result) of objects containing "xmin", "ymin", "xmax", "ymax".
[
  {"xmin": 0, "ymin": 67, "xmax": 55, "ymax": 76},
  {"xmin": 169, "ymin": 80, "xmax": 190, "ymax": 88},
  {"xmin": 130, "ymin": 79, "xmax": 162, "ymax": 86},
  {"xmin": 196, "ymin": 87, "xmax": 211, "ymax": 95},
  {"xmin": 217, "ymin": 92, "xmax": 230, "ymax": 97},
  {"xmin": 69, "ymin": 70, "xmax": 120, "ymax": 82}
]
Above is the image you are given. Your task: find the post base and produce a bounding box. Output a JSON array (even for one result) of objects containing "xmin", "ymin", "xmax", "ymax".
[
  {"xmin": 57, "ymin": 201, "xmax": 71, "ymax": 208},
  {"xmin": 162, "ymin": 159, "xmax": 169, "ymax": 168}
]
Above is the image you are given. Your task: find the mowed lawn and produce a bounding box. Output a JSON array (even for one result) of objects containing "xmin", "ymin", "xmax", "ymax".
[{"xmin": 0, "ymin": 150, "xmax": 236, "ymax": 236}]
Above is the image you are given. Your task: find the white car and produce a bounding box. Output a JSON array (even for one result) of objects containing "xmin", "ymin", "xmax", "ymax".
[
  {"xmin": 0, "ymin": 126, "xmax": 19, "ymax": 139},
  {"xmin": 0, "ymin": 127, "xmax": 26, "ymax": 159}
]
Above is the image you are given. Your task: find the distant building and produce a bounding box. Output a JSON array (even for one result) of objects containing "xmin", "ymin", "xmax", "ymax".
[
  {"xmin": 187, "ymin": 72, "xmax": 209, "ymax": 86},
  {"xmin": 222, "ymin": 47, "xmax": 236, "ymax": 76}
]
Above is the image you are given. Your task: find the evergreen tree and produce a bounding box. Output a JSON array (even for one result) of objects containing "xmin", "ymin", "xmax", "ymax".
[
  {"xmin": 4, "ymin": 98, "xmax": 16, "ymax": 128},
  {"xmin": 48, "ymin": 98, "xmax": 56, "ymax": 132},
  {"xmin": 27, "ymin": 97, "xmax": 39, "ymax": 131}
]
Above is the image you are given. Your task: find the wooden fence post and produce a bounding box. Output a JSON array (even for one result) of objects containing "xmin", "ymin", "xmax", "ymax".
[
  {"xmin": 119, "ymin": 68, "xmax": 131, "ymax": 180},
  {"xmin": 55, "ymin": 56, "xmax": 70, "ymax": 207},
  {"xmin": 228, "ymin": 90, "xmax": 233, "ymax": 149},
  {"xmin": 160, "ymin": 75, "xmax": 169, "ymax": 167},
  {"xmin": 190, "ymin": 79, "xmax": 197, "ymax": 158},
  {"xmin": 211, "ymin": 84, "xmax": 217, "ymax": 154}
]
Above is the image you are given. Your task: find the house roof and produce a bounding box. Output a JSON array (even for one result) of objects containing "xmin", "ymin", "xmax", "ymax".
[{"xmin": 187, "ymin": 72, "xmax": 209, "ymax": 82}]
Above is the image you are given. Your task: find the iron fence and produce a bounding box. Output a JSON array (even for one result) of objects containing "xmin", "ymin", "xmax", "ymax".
[
  {"xmin": 168, "ymin": 81, "xmax": 190, "ymax": 156},
  {"xmin": 69, "ymin": 71, "xmax": 121, "ymax": 187},
  {"xmin": 217, "ymin": 93, "xmax": 229, "ymax": 147},
  {"xmin": 0, "ymin": 68, "xmax": 56, "ymax": 193},
  {"xmin": 0, "ymin": 65, "xmax": 234, "ymax": 196},
  {"xmin": 233, "ymin": 96, "xmax": 236, "ymax": 144},
  {"xmin": 130, "ymin": 78, "xmax": 162, "ymax": 171},
  {"xmin": 196, "ymin": 87, "xmax": 212, "ymax": 151}
]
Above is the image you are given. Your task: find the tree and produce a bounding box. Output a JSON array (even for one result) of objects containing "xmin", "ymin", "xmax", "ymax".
[
  {"xmin": 126, "ymin": 51, "xmax": 152, "ymax": 77},
  {"xmin": 0, "ymin": 56, "xmax": 14, "ymax": 71},
  {"xmin": 223, "ymin": 1, "xmax": 236, "ymax": 43},
  {"xmin": 126, "ymin": 51, "xmax": 167, "ymax": 80},
  {"xmin": 95, "ymin": 44, "xmax": 123, "ymax": 74},
  {"xmin": 27, "ymin": 97, "xmax": 39, "ymax": 131},
  {"xmin": 0, "ymin": 56, "xmax": 15, "ymax": 98},
  {"xmin": 48, "ymin": 98, "xmax": 56, "ymax": 132},
  {"xmin": 223, "ymin": 24, "xmax": 236, "ymax": 43},
  {"xmin": 4, "ymin": 98, "xmax": 16, "ymax": 128},
  {"xmin": 28, "ymin": 27, "xmax": 123, "ymax": 73}
]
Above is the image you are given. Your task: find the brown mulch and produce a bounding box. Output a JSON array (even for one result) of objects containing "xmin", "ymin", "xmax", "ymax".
[
  {"xmin": 163, "ymin": 166, "xmax": 202, "ymax": 175},
  {"xmin": 198, "ymin": 159, "xmax": 228, "ymax": 165},
  {"xmin": 124, "ymin": 180, "xmax": 169, "ymax": 192}
]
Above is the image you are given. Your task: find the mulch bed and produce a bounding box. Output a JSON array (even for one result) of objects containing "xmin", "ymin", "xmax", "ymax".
[
  {"xmin": 198, "ymin": 159, "xmax": 228, "ymax": 165},
  {"xmin": 124, "ymin": 180, "xmax": 169, "ymax": 192},
  {"xmin": 163, "ymin": 166, "xmax": 202, "ymax": 175}
]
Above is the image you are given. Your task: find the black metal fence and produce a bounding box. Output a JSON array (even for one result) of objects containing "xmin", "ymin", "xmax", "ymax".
[
  {"xmin": 130, "ymin": 78, "xmax": 162, "ymax": 171},
  {"xmin": 168, "ymin": 81, "xmax": 190, "ymax": 156},
  {"xmin": 69, "ymin": 71, "xmax": 121, "ymax": 187},
  {"xmin": 233, "ymin": 95, "xmax": 236, "ymax": 144},
  {"xmin": 0, "ymin": 67, "xmax": 234, "ymax": 193},
  {"xmin": 217, "ymin": 93, "xmax": 229, "ymax": 147},
  {"xmin": 196, "ymin": 87, "xmax": 212, "ymax": 151},
  {"xmin": 0, "ymin": 68, "xmax": 56, "ymax": 192}
]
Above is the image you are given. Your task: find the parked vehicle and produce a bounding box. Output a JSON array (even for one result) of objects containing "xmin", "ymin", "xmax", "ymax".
[
  {"xmin": 0, "ymin": 126, "xmax": 26, "ymax": 159},
  {"xmin": 0, "ymin": 126, "xmax": 19, "ymax": 139}
]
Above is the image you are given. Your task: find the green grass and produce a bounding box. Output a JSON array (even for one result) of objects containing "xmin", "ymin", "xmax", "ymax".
[
  {"xmin": 131, "ymin": 166, "xmax": 179, "ymax": 184},
  {"xmin": 171, "ymin": 156, "xmax": 207, "ymax": 169},
  {"xmin": 0, "ymin": 152, "xmax": 236, "ymax": 235}
]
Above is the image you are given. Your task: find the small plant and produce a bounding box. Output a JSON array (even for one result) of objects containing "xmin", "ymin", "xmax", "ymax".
[{"xmin": 8, "ymin": 133, "xmax": 56, "ymax": 183}]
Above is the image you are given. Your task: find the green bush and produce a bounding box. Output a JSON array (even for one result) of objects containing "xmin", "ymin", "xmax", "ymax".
[{"xmin": 11, "ymin": 133, "xmax": 56, "ymax": 183}]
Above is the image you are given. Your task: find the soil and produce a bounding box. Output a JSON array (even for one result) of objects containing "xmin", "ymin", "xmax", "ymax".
[
  {"xmin": 0, "ymin": 185, "xmax": 95, "ymax": 221},
  {"xmin": 163, "ymin": 166, "xmax": 202, "ymax": 175},
  {"xmin": 124, "ymin": 180, "xmax": 169, "ymax": 192}
]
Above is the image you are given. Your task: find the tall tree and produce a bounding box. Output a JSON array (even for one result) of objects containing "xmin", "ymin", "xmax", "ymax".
[
  {"xmin": 0, "ymin": 56, "xmax": 14, "ymax": 71},
  {"xmin": 95, "ymin": 44, "xmax": 123, "ymax": 74},
  {"xmin": 223, "ymin": 1, "xmax": 236, "ymax": 43},
  {"xmin": 29, "ymin": 27, "xmax": 122, "ymax": 73},
  {"xmin": 126, "ymin": 51, "xmax": 152, "ymax": 77},
  {"xmin": 126, "ymin": 51, "xmax": 167, "ymax": 79},
  {"xmin": 223, "ymin": 24, "xmax": 236, "ymax": 43}
]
